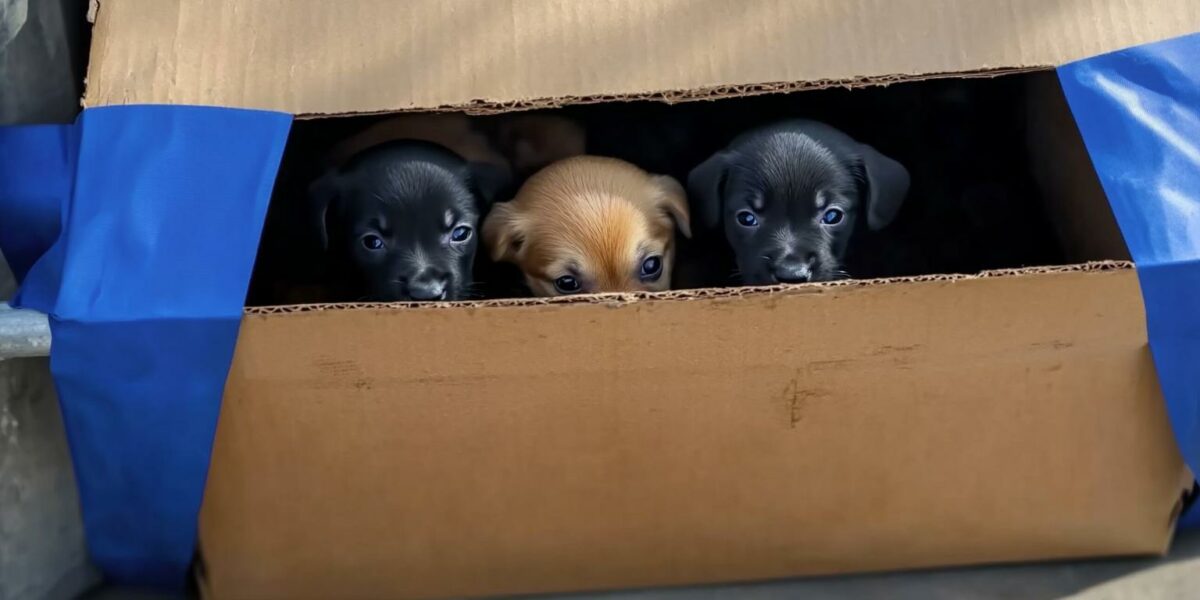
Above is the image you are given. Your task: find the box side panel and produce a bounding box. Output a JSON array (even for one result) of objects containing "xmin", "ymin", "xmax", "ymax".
[
  {"xmin": 87, "ymin": 0, "xmax": 1200, "ymax": 114},
  {"xmin": 200, "ymin": 269, "xmax": 1187, "ymax": 599}
]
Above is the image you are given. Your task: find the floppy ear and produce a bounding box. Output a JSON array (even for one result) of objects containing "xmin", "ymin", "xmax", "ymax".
[
  {"xmin": 308, "ymin": 171, "xmax": 344, "ymax": 250},
  {"xmin": 651, "ymin": 174, "xmax": 691, "ymax": 239},
  {"xmin": 481, "ymin": 201, "xmax": 527, "ymax": 263},
  {"xmin": 858, "ymin": 144, "xmax": 910, "ymax": 231},
  {"xmin": 464, "ymin": 162, "xmax": 513, "ymax": 209},
  {"xmin": 686, "ymin": 150, "xmax": 732, "ymax": 231}
]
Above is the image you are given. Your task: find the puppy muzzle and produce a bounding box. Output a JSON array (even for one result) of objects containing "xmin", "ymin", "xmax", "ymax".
[
  {"xmin": 402, "ymin": 269, "xmax": 450, "ymax": 301},
  {"xmin": 770, "ymin": 254, "xmax": 815, "ymax": 284}
]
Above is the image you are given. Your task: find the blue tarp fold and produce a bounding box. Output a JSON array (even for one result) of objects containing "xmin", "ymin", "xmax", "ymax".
[{"xmin": 0, "ymin": 105, "xmax": 291, "ymax": 585}]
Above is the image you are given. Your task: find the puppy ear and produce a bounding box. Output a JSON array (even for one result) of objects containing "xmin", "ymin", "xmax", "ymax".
[
  {"xmin": 464, "ymin": 162, "xmax": 513, "ymax": 209},
  {"xmin": 308, "ymin": 171, "xmax": 343, "ymax": 250},
  {"xmin": 687, "ymin": 151, "xmax": 732, "ymax": 231},
  {"xmin": 651, "ymin": 174, "xmax": 692, "ymax": 239},
  {"xmin": 481, "ymin": 200, "xmax": 527, "ymax": 263},
  {"xmin": 858, "ymin": 144, "xmax": 910, "ymax": 231}
]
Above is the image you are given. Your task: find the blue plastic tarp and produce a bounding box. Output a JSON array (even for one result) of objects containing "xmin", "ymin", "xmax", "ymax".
[{"xmin": 0, "ymin": 105, "xmax": 291, "ymax": 585}]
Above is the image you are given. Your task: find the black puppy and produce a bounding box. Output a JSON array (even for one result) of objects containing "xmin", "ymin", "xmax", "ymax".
[
  {"xmin": 309, "ymin": 141, "xmax": 508, "ymax": 301},
  {"xmin": 687, "ymin": 120, "xmax": 910, "ymax": 284}
]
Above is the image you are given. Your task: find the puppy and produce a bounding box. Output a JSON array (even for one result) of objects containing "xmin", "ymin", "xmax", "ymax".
[
  {"xmin": 310, "ymin": 141, "xmax": 508, "ymax": 301},
  {"xmin": 483, "ymin": 156, "xmax": 691, "ymax": 296},
  {"xmin": 687, "ymin": 119, "xmax": 909, "ymax": 284}
]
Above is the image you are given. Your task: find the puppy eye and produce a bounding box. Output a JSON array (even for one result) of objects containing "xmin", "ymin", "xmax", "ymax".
[
  {"xmin": 736, "ymin": 210, "xmax": 759, "ymax": 227},
  {"xmin": 450, "ymin": 225, "xmax": 473, "ymax": 243},
  {"xmin": 821, "ymin": 208, "xmax": 845, "ymax": 225},
  {"xmin": 640, "ymin": 255, "xmax": 663, "ymax": 280},
  {"xmin": 554, "ymin": 275, "xmax": 582, "ymax": 294},
  {"xmin": 361, "ymin": 234, "xmax": 385, "ymax": 250}
]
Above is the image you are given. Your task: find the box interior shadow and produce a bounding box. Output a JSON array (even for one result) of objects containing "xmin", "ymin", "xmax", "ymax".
[{"xmin": 246, "ymin": 69, "xmax": 1128, "ymax": 308}]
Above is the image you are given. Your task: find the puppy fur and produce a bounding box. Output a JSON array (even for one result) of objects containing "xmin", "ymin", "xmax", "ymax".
[
  {"xmin": 310, "ymin": 141, "xmax": 508, "ymax": 301},
  {"xmin": 483, "ymin": 156, "xmax": 691, "ymax": 297},
  {"xmin": 687, "ymin": 119, "xmax": 909, "ymax": 285}
]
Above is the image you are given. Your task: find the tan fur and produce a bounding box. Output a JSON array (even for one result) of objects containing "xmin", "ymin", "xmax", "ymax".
[{"xmin": 483, "ymin": 156, "xmax": 690, "ymax": 296}]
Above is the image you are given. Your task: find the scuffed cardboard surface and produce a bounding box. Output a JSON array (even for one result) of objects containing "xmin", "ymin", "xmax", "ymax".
[
  {"xmin": 86, "ymin": 0, "xmax": 1200, "ymax": 115},
  {"xmin": 200, "ymin": 268, "xmax": 1188, "ymax": 599}
]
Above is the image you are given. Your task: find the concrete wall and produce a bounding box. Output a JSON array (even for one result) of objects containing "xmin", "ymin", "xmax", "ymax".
[
  {"xmin": 0, "ymin": 0, "xmax": 89, "ymax": 125},
  {"xmin": 0, "ymin": 1, "xmax": 97, "ymax": 599}
]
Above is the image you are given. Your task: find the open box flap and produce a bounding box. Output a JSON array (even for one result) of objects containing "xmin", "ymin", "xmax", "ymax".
[
  {"xmin": 84, "ymin": 0, "xmax": 1200, "ymax": 115},
  {"xmin": 1059, "ymin": 31, "xmax": 1200, "ymax": 525}
]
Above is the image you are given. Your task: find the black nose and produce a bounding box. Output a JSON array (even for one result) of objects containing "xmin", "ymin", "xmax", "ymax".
[
  {"xmin": 772, "ymin": 260, "xmax": 812, "ymax": 284},
  {"xmin": 773, "ymin": 268, "xmax": 810, "ymax": 284},
  {"xmin": 405, "ymin": 271, "xmax": 449, "ymax": 301}
]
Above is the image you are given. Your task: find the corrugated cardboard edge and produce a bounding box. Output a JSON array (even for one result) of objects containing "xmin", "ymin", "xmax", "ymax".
[
  {"xmin": 247, "ymin": 261, "xmax": 1133, "ymax": 314},
  {"xmin": 291, "ymin": 68, "xmax": 1043, "ymax": 119},
  {"xmin": 83, "ymin": 0, "xmax": 1200, "ymax": 115}
]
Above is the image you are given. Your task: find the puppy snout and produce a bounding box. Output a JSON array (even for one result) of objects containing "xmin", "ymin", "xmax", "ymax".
[
  {"xmin": 405, "ymin": 270, "xmax": 449, "ymax": 301},
  {"xmin": 771, "ymin": 254, "xmax": 815, "ymax": 284}
]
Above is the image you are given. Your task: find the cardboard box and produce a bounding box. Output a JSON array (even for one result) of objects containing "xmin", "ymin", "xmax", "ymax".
[{"xmin": 83, "ymin": 1, "xmax": 1198, "ymax": 598}]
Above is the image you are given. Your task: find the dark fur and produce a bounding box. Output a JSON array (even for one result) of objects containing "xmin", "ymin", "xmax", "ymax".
[
  {"xmin": 309, "ymin": 141, "xmax": 509, "ymax": 301},
  {"xmin": 687, "ymin": 119, "xmax": 909, "ymax": 285}
]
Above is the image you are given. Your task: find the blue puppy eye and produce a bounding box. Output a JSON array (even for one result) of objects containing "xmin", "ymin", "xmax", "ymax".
[
  {"xmin": 640, "ymin": 255, "xmax": 663, "ymax": 280},
  {"xmin": 821, "ymin": 208, "xmax": 845, "ymax": 225},
  {"xmin": 361, "ymin": 234, "xmax": 385, "ymax": 250},
  {"xmin": 554, "ymin": 275, "xmax": 581, "ymax": 294},
  {"xmin": 450, "ymin": 225, "xmax": 473, "ymax": 242},
  {"xmin": 736, "ymin": 210, "xmax": 759, "ymax": 227}
]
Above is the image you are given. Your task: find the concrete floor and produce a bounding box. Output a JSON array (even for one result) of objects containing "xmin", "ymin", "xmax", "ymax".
[
  {"xmin": 559, "ymin": 531, "xmax": 1200, "ymax": 600},
  {"xmin": 78, "ymin": 531, "xmax": 1200, "ymax": 600}
]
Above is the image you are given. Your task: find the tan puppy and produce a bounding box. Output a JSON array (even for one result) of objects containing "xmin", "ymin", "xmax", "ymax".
[{"xmin": 483, "ymin": 156, "xmax": 691, "ymax": 296}]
